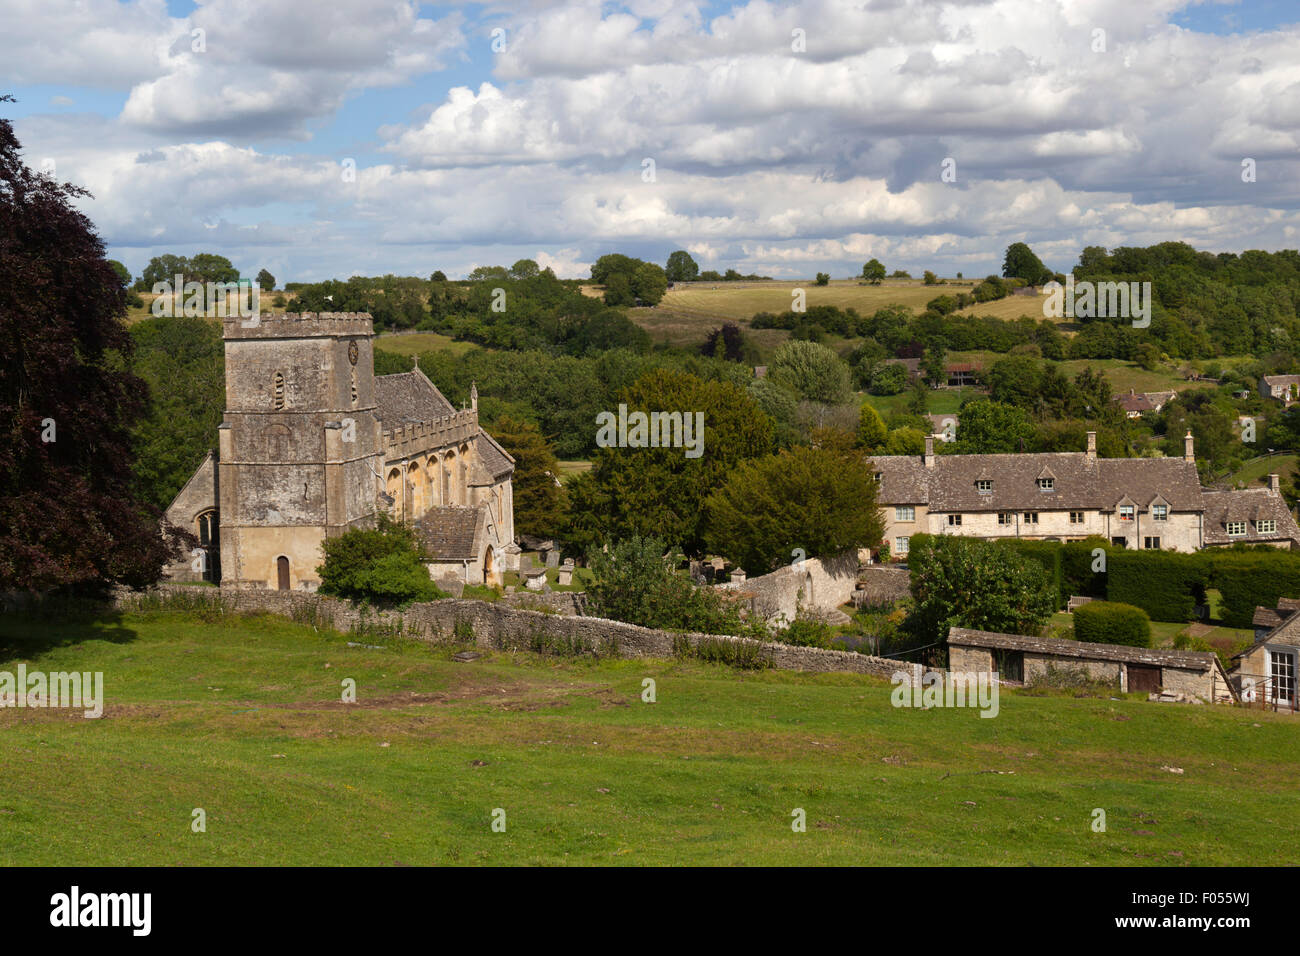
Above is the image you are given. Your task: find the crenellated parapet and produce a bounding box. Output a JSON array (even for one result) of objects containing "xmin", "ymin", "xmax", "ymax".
[
  {"xmin": 223, "ymin": 312, "xmax": 375, "ymax": 340},
  {"xmin": 383, "ymin": 408, "xmax": 479, "ymax": 459}
]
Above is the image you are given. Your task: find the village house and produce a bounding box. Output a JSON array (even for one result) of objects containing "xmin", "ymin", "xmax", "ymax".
[
  {"xmin": 1233, "ymin": 604, "xmax": 1300, "ymax": 712},
  {"xmin": 1260, "ymin": 373, "xmax": 1300, "ymax": 405},
  {"xmin": 868, "ymin": 431, "xmax": 1300, "ymax": 557},
  {"xmin": 1114, "ymin": 388, "xmax": 1176, "ymax": 419},
  {"xmin": 161, "ymin": 313, "xmax": 515, "ymax": 591},
  {"xmin": 948, "ymin": 627, "xmax": 1236, "ymax": 703}
]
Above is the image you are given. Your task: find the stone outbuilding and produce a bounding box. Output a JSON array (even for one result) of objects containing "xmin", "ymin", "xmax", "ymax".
[
  {"xmin": 1233, "ymin": 602, "xmax": 1300, "ymax": 712},
  {"xmin": 947, "ymin": 627, "xmax": 1236, "ymax": 704}
]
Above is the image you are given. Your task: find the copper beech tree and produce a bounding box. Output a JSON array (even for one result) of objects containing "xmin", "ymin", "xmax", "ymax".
[{"xmin": 0, "ymin": 96, "xmax": 185, "ymax": 592}]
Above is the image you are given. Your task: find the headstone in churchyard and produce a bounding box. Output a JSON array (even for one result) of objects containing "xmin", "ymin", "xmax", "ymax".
[
  {"xmin": 546, "ymin": 549, "xmax": 560, "ymax": 568},
  {"xmin": 524, "ymin": 568, "xmax": 547, "ymax": 591},
  {"xmin": 557, "ymin": 560, "xmax": 573, "ymax": 587}
]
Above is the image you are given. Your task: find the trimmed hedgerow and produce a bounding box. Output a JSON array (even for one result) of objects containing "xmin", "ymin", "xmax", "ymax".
[
  {"xmin": 995, "ymin": 539, "xmax": 1064, "ymax": 609},
  {"xmin": 1211, "ymin": 550, "xmax": 1300, "ymax": 628},
  {"xmin": 1072, "ymin": 601, "xmax": 1152, "ymax": 647},
  {"xmin": 1106, "ymin": 550, "xmax": 1208, "ymax": 623}
]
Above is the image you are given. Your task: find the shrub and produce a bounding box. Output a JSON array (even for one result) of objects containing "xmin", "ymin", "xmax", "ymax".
[
  {"xmin": 1072, "ymin": 601, "xmax": 1152, "ymax": 647},
  {"xmin": 777, "ymin": 616, "xmax": 836, "ymax": 648},
  {"xmin": 317, "ymin": 514, "xmax": 446, "ymax": 606},
  {"xmin": 1210, "ymin": 551, "xmax": 1300, "ymax": 628},
  {"xmin": 1106, "ymin": 550, "xmax": 1208, "ymax": 622},
  {"xmin": 672, "ymin": 633, "xmax": 774, "ymax": 669},
  {"xmin": 995, "ymin": 539, "xmax": 1064, "ymax": 609}
]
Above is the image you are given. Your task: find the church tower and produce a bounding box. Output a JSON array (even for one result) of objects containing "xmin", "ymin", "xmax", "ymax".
[{"xmin": 217, "ymin": 313, "xmax": 384, "ymax": 589}]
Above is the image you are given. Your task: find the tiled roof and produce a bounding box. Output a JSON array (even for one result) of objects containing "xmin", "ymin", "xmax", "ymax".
[
  {"xmin": 1254, "ymin": 607, "xmax": 1287, "ymax": 629},
  {"xmin": 1261, "ymin": 610, "xmax": 1300, "ymax": 648},
  {"xmin": 416, "ymin": 505, "xmax": 485, "ymax": 561},
  {"xmin": 1201, "ymin": 488, "xmax": 1300, "ymax": 545},
  {"xmin": 1117, "ymin": 393, "xmax": 1155, "ymax": 413},
  {"xmin": 1262, "ymin": 374, "xmax": 1300, "ymax": 387},
  {"xmin": 949, "ymin": 627, "xmax": 1219, "ymax": 670},
  {"xmin": 476, "ymin": 429, "xmax": 515, "ymax": 481},
  {"xmin": 375, "ymin": 369, "xmax": 456, "ymax": 424},
  {"xmin": 866, "ymin": 450, "xmax": 1203, "ymax": 513}
]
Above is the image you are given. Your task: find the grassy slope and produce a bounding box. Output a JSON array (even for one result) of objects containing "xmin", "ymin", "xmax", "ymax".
[{"xmin": 1, "ymin": 610, "xmax": 1295, "ymax": 866}]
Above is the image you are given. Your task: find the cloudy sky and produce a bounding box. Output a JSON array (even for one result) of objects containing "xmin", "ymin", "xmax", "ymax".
[{"xmin": 3, "ymin": 0, "xmax": 1299, "ymax": 282}]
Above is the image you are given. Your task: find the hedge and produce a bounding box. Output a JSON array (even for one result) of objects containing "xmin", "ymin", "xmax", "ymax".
[
  {"xmin": 1062, "ymin": 537, "xmax": 1110, "ymax": 600},
  {"xmin": 1211, "ymin": 550, "xmax": 1300, "ymax": 628},
  {"xmin": 994, "ymin": 539, "xmax": 1064, "ymax": 608},
  {"xmin": 1072, "ymin": 601, "xmax": 1152, "ymax": 648},
  {"xmin": 1105, "ymin": 549, "xmax": 1208, "ymax": 623}
]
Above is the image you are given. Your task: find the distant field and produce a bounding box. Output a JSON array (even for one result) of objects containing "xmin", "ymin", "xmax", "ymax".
[
  {"xmin": 375, "ymin": 332, "xmax": 477, "ymax": 358},
  {"xmin": 1224, "ymin": 454, "xmax": 1299, "ymax": 489},
  {"xmin": 556, "ymin": 460, "xmax": 592, "ymax": 482}
]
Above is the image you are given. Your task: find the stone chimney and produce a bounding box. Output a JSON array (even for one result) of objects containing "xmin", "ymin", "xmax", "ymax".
[
  {"xmin": 1269, "ymin": 473, "xmax": 1280, "ymax": 496},
  {"xmin": 1184, "ymin": 430, "xmax": 1195, "ymax": 462},
  {"xmin": 1085, "ymin": 430, "xmax": 1096, "ymax": 464},
  {"xmin": 924, "ymin": 435, "xmax": 935, "ymax": 468}
]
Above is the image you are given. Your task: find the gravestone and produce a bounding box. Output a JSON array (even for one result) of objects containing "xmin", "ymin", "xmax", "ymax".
[
  {"xmin": 546, "ymin": 549, "xmax": 560, "ymax": 568},
  {"xmin": 557, "ymin": 558, "xmax": 574, "ymax": 587}
]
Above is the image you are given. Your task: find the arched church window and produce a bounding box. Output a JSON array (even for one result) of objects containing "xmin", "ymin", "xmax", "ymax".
[
  {"xmin": 196, "ymin": 510, "xmax": 217, "ymax": 546},
  {"xmin": 273, "ymin": 370, "xmax": 285, "ymax": 410}
]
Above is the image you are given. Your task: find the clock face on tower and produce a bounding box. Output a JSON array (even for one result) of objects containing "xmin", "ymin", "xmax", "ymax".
[{"xmin": 348, "ymin": 340, "xmax": 359, "ymax": 366}]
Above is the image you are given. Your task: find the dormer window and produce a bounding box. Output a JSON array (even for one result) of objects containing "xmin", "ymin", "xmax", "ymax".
[
  {"xmin": 1226, "ymin": 521, "xmax": 1247, "ymax": 536},
  {"xmin": 1119, "ymin": 505, "xmax": 1135, "ymax": 521},
  {"xmin": 976, "ymin": 480, "xmax": 993, "ymax": 494},
  {"xmin": 1037, "ymin": 477, "xmax": 1054, "ymax": 492},
  {"xmin": 1152, "ymin": 504, "xmax": 1168, "ymax": 521},
  {"xmin": 1259, "ymin": 519, "xmax": 1277, "ymax": 534}
]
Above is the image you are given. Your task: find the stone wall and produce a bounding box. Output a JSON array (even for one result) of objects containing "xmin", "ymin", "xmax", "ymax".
[
  {"xmin": 114, "ymin": 585, "xmax": 920, "ymax": 682},
  {"xmin": 855, "ymin": 566, "xmax": 910, "ymax": 605},
  {"xmin": 722, "ymin": 551, "xmax": 861, "ymax": 624}
]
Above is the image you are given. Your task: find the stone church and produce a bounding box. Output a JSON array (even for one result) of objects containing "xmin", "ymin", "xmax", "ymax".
[{"xmin": 163, "ymin": 312, "xmax": 516, "ymax": 590}]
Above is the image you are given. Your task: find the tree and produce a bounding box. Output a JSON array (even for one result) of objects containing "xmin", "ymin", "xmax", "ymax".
[
  {"xmin": 704, "ymin": 446, "xmax": 883, "ymax": 574},
  {"xmin": 923, "ymin": 270, "xmax": 938, "ymax": 285},
  {"xmin": 107, "ymin": 259, "xmax": 131, "ymax": 287},
  {"xmin": 1, "ymin": 97, "xmax": 183, "ymax": 591},
  {"xmin": 256, "ymin": 268, "xmax": 275, "ymax": 291},
  {"xmin": 868, "ymin": 362, "xmax": 908, "ymax": 396},
  {"xmin": 861, "ymin": 259, "xmax": 886, "ymax": 284},
  {"xmin": 815, "ymin": 272, "xmax": 830, "ymax": 286},
  {"xmin": 884, "ymin": 426, "xmax": 927, "ymax": 455},
  {"xmin": 1002, "ymin": 242, "xmax": 1052, "ymax": 285},
  {"xmin": 430, "ymin": 270, "xmax": 447, "ymax": 282},
  {"xmin": 986, "ymin": 354, "xmax": 1043, "ymax": 407},
  {"xmin": 632, "ymin": 261, "xmax": 668, "ymax": 305},
  {"xmin": 665, "ymin": 250, "xmax": 699, "ymax": 283},
  {"xmin": 950, "ymin": 400, "xmax": 1034, "ymax": 454},
  {"xmin": 317, "ymin": 514, "xmax": 446, "ymax": 605},
  {"xmin": 562, "ymin": 369, "xmax": 773, "ymax": 555},
  {"xmin": 586, "ymin": 534, "xmax": 751, "ymax": 634},
  {"xmin": 510, "ymin": 259, "xmax": 540, "ymax": 280},
  {"xmin": 769, "ymin": 339, "xmax": 853, "ymax": 405},
  {"xmin": 856, "ymin": 403, "xmax": 888, "ymax": 450},
  {"xmin": 904, "ymin": 535, "xmax": 1058, "ymax": 647},
  {"xmin": 488, "ymin": 416, "xmax": 565, "ymax": 537}
]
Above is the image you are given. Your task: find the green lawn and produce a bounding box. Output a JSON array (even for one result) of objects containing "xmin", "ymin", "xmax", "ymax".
[
  {"xmin": 0, "ymin": 609, "xmax": 1295, "ymax": 866},
  {"xmin": 1225, "ymin": 454, "xmax": 1299, "ymax": 489}
]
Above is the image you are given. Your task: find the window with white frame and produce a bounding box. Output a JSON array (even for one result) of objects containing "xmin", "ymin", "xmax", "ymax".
[
  {"xmin": 1226, "ymin": 521, "xmax": 1247, "ymax": 536},
  {"xmin": 976, "ymin": 480, "xmax": 993, "ymax": 494},
  {"xmin": 1023, "ymin": 512, "xmax": 1038, "ymax": 524},
  {"xmin": 998, "ymin": 512, "xmax": 1013, "ymax": 526},
  {"xmin": 1258, "ymin": 519, "xmax": 1277, "ymax": 534},
  {"xmin": 1151, "ymin": 504, "xmax": 1168, "ymax": 521},
  {"xmin": 947, "ymin": 514, "xmax": 962, "ymax": 526},
  {"xmin": 1069, "ymin": 511, "xmax": 1084, "ymax": 524},
  {"xmin": 1144, "ymin": 536, "xmax": 1161, "ymax": 550},
  {"xmin": 895, "ymin": 506, "xmax": 915, "ymax": 522},
  {"xmin": 1119, "ymin": 505, "xmax": 1135, "ymax": 521},
  {"xmin": 1271, "ymin": 649, "xmax": 1295, "ymax": 703},
  {"xmin": 895, "ymin": 536, "xmax": 910, "ymax": 555},
  {"xmin": 1037, "ymin": 477, "xmax": 1054, "ymax": 491}
]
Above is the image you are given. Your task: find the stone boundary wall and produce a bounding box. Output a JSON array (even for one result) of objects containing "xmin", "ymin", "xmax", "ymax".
[
  {"xmin": 855, "ymin": 566, "xmax": 911, "ymax": 605},
  {"xmin": 112, "ymin": 585, "xmax": 920, "ymax": 682},
  {"xmin": 720, "ymin": 552, "xmax": 861, "ymax": 623}
]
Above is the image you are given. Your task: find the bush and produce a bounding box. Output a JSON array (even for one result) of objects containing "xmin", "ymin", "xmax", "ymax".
[
  {"xmin": 317, "ymin": 514, "xmax": 446, "ymax": 605},
  {"xmin": 777, "ymin": 615, "xmax": 836, "ymax": 648},
  {"xmin": 995, "ymin": 539, "xmax": 1064, "ymax": 609},
  {"xmin": 1072, "ymin": 601, "xmax": 1152, "ymax": 647},
  {"xmin": 1211, "ymin": 551, "xmax": 1300, "ymax": 628}
]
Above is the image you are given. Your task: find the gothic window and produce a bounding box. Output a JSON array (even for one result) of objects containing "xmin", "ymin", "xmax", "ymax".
[
  {"xmin": 196, "ymin": 510, "xmax": 217, "ymax": 546},
  {"xmin": 350, "ymin": 367, "xmax": 358, "ymax": 406},
  {"xmin": 273, "ymin": 370, "xmax": 286, "ymax": 409}
]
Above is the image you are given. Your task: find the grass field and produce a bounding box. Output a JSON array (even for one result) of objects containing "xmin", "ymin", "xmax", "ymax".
[
  {"xmin": 374, "ymin": 331, "xmax": 478, "ymax": 358},
  {"xmin": 1, "ymin": 608, "xmax": 1295, "ymax": 866},
  {"xmin": 1224, "ymin": 455, "xmax": 1299, "ymax": 489}
]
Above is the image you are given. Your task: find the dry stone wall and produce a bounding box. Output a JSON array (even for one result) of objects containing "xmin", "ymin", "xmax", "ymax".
[{"xmin": 114, "ymin": 585, "xmax": 919, "ymax": 682}]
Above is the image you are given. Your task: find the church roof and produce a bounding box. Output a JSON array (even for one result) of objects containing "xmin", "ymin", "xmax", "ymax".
[
  {"xmin": 375, "ymin": 369, "xmax": 456, "ymax": 424},
  {"xmin": 416, "ymin": 505, "xmax": 485, "ymax": 561},
  {"xmin": 476, "ymin": 429, "xmax": 515, "ymax": 480}
]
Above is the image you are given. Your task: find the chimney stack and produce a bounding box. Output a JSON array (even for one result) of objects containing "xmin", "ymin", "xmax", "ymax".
[
  {"xmin": 1085, "ymin": 430, "xmax": 1096, "ymax": 463},
  {"xmin": 1269, "ymin": 473, "xmax": 1280, "ymax": 497},
  {"xmin": 924, "ymin": 435, "xmax": 935, "ymax": 468},
  {"xmin": 1184, "ymin": 430, "xmax": 1195, "ymax": 462}
]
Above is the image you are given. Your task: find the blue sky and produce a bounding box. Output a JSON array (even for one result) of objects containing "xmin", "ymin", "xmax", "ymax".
[{"xmin": 3, "ymin": 0, "xmax": 1300, "ymax": 283}]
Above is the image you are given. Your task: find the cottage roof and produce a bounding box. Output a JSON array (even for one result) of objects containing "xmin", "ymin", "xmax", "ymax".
[
  {"xmin": 865, "ymin": 451, "xmax": 1203, "ymax": 513},
  {"xmin": 948, "ymin": 627, "xmax": 1218, "ymax": 670},
  {"xmin": 1201, "ymin": 488, "xmax": 1300, "ymax": 545},
  {"xmin": 1260, "ymin": 609, "xmax": 1300, "ymax": 648}
]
